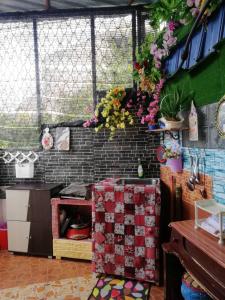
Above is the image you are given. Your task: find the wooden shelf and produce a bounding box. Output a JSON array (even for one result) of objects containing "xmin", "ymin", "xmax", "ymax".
[
  {"xmin": 146, "ymin": 127, "xmax": 189, "ymax": 133},
  {"xmin": 146, "ymin": 127, "xmax": 189, "ymax": 141},
  {"xmin": 51, "ymin": 197, "xmax": 92, "ymax": 206}
]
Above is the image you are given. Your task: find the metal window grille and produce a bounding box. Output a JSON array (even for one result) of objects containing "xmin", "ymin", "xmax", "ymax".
[{"xmin": 0, "ymin": 8, "xmax": 146, "ymax": 149}]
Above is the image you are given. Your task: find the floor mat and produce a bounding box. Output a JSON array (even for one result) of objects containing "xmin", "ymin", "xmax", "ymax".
[
  {"xmin": 0, "ymin": 274, "xmax": 98, "ymax": 300},
  {"xmin": 88, "ymin": 274, "xmax": 151, "ymax": 300}
]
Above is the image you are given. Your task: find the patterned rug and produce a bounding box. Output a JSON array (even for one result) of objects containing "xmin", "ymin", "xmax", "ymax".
[
  {"xmin": 88, "ymin": 275, "xmax": 151, "ymax": 300},
  {"xmin": 0, "ymin": 274, "xmax": 98, "ymax": 300}
]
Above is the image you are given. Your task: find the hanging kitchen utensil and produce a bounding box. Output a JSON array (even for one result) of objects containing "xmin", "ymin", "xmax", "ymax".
[
  {"xmin": 199, "ymin": 151, "xmax": 207, "ymax": 198},
  {"xmin": 41, "ymin": 128, "xmax": 53, "ymax": 150},
  {"xmin": 193, "ymin": 155, "xmax": 200, "ymax": 184},
  {"xmin": 187, "ymin": 154, "xmax": 195, "ymax": 191}
]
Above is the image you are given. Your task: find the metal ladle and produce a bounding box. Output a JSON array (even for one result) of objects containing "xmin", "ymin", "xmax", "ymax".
[
  {"xmin": 193, "ymin": 155, "xmax": 200, "ymax": 184},
  {"xmin": 187, "ymin": 155, "xmax": 195, "ymax": 191}
]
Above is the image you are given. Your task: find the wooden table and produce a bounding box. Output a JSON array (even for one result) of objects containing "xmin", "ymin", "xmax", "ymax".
[{"xmin": 162, "ymin": 220, "xmax": 225, "ymax": 300}]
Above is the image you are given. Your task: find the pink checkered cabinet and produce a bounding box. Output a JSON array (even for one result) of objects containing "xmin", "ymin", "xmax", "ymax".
[{"xmin": 92, "ymin": 178, "xmax": 161, "ymax": 283}]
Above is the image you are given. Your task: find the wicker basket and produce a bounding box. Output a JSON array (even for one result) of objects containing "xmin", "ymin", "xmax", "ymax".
[{"xmin": 53, "ymin": 238, "xmax": 92, "ymax": 260}]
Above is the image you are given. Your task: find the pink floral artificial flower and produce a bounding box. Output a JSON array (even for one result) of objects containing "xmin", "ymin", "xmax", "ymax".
[
  {"xmin": 150, "ymin": 43, "xmax": 158, "ymax": 55},
  {"xmin": 187, "ymin": 0, "xmax": 194, "ymax": 7},
  {"xmin": 195, "ymin": 0, "xmax": 200, "ymax": 7},
  {"xmin": 154, "ymin": 60, "xmax": 161, "ymax": 69},
  {"xmin": 163, "ymin": 30, "xmax": 173, "ymax": 41},
  {"xmin": 191, "ymin": 7, "xmax": 199, "ymax": 16},
  {"xmin": 168, "ymin": 21, "xmax": 176, "ymax": 31},
  {"xmin": 149, "ymin": 100, "xmax": 159, "ymax": 107},
  {"xmin": 83, "ymin": 120, "xmax": 91, "ymax": 127},
  {"xmin": 166, "ymin": 36, "xmax": 177, "ymax": 47},
  {"xmin": 137, "ymin": 107, "xmax": 144, "ymax": 117},
  {"xmin": 154, "ymin": 48, "xmax": 166, "ymax": 60}
]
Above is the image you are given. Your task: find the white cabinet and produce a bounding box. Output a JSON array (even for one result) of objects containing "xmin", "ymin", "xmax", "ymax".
[
  {"xmin": 6, "ymin": 183, "xmax": 62, "ymax": 256},
  {"xmin": 6, "ymin": 190, "xmax": 30, "ymax": 221},
  {"xmin": 7, "ymin": 221, "xmax": 30, "ymax": 252}
]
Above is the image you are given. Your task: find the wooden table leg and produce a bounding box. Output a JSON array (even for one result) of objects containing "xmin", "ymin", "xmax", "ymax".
[{"xmin": 163, "ymin": 245, "xmax": 184, "ymax": 300}]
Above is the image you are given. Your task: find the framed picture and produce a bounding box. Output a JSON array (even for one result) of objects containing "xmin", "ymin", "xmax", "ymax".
[{"xmin": 55, "ymin": 127, "xmax": 70, "ymax": 151}]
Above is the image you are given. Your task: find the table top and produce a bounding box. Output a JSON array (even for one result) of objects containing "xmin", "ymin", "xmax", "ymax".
[
  {"xmin": 6, "ymin": 183, "xmax": 62, "ymax": 191},
  {"xmin": 171, "ymin": 220, "xmax": 225, "ymax": 269}
]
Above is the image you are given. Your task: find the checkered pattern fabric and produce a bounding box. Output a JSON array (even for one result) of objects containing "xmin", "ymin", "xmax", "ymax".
[{"xmin": 92, "ymin": 179, "xmax": 161, "ymax": 283}]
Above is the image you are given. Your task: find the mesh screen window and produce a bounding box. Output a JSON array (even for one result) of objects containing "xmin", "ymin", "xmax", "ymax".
[{"xmin": 0, "ymin": 9, "xmax": 145, "ymax": 149}]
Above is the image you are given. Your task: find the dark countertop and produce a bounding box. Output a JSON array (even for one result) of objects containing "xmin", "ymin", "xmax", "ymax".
[{"xmin": 6, "ymin": 183, "xmax": 63, "ymax": 191}]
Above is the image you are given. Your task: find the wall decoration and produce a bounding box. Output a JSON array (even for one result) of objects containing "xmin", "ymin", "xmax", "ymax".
[
  {"xmin": 41, "ymin": 128, "xmax": 53, "ymax": 150},
  {"xmin": 189, "ymin": 101, "xmax": 199, "ymax": 141},
  {"xmin": 216, "ymin": 95, "xmax": 225, "ymax": 138},
  {"xmin": 55, "ymin": 127, "xmax": 70, "ymax": 151}
]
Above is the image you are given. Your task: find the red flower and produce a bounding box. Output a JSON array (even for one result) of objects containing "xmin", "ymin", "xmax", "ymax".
[{"xmin": 134, "ymin": 62, "xmax": 141, "ymax": 70}]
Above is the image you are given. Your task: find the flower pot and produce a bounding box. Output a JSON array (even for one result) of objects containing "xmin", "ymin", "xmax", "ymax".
[
  {"xmin": 166, "ymin": 157, "xmax": 182, "ymax": 172},
  {"xmin": 148, "ymin": 124, "xmax": 158, "ymax": 130},
  {"xmin": 160, "ymin": 117, "xmax": 184, "ymax": 130}
]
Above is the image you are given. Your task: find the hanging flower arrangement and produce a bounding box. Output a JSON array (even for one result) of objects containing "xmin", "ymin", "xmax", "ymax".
[
  {"xmin": 84, "ymin": 0, "xmax": 221, "ymax": 138},
  {"xmin": 132, "ymin": 0, "xmax": 221, "ymax": 127},
  {"xmin": 83, "ymin": 87, "xmax": 134, "ymax": 140}
]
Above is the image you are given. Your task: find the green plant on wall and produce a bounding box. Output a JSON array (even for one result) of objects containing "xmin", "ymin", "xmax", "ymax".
[
  {"xmin": 146, "ymin": 0, "xmax": 191, "ymax": 29},
  {"xmin": 160, "ymin": 88, "xmax": 193, "ymax": 121}
]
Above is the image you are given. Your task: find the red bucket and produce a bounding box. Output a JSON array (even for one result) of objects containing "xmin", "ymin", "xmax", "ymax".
[{"xmin": 0, "ymin": 228, "xmax": 8, "ymax": 250}]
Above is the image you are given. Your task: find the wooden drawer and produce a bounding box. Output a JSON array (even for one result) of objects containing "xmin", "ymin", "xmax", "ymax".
[{"xmin": 53, "ymin": 238, "xmax": 92, "ymax": 260}]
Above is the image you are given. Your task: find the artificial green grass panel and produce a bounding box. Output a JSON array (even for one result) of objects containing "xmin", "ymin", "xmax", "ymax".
[{"xmin": 165, "ymin": 42, "xmax": 225, "ymax": 106}]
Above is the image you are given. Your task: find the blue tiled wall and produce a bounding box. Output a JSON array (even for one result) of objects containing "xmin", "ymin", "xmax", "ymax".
[{"xmin": 182, "ymin": 147, "xmax": 225, "ymax": 204}]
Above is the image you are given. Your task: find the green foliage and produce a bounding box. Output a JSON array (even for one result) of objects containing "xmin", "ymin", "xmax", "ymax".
[
  {"xmin": 146, "ymin": 0, "xmax": 191, "ymax": 29},
  {"xmin": 160, "ymin": 88, "xmax": 193, "ymax": 120}
]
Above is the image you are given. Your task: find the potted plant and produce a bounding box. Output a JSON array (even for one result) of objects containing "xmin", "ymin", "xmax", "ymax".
[
  {"xmin": 163, "ymin": 144, "xmax": 182, "ymax": 173},
  {"xmin": 160, "ymin": 88, "xmax": 193, "ymax": 130}
]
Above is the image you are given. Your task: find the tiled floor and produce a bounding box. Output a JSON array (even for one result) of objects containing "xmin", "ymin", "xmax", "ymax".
[{"xmin": 0, "ymin": 251, "xmax": 164, "ymax": 299}]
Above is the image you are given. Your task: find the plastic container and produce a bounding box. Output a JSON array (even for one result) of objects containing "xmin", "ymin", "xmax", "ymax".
[
  {"xmin": 15, "ymin": 162, "xmax": 34, "ymax": 178},
  {"xmin": 167, "ymin": 157, "xmax": 182, "ymax": 172},
  {"xmin": 181, "ymin": 272, "xmax": 211, "ymax": 300},
  {"xmin": 0, "ymin": 222, "xmax": 8, "ymax": 250}
]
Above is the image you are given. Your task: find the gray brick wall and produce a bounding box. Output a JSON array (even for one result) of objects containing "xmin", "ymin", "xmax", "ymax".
[{"xmin": 0, "ymin": 125, "xmax": 160, "ymax": 186}]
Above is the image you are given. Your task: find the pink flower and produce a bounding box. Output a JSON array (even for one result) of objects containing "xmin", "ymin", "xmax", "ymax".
[
  {"xmin": 191, "ymin": 7, "xmax": 199, "ymax": 16},
  {"xmin": 163, "ymin": 30, "xmax": 173, "ymax": 41},
  {"xmin": 195, "ymin": 0, "xmax": 200, "ymax": 7},
  {"xmin": 166, "ymin": 36, "xmax": 177, "ymax": 47},
  {"xmin": 137, "ymin": 107, "xmax": 144, "ymax": 117},
  {"xmin": 126, "ymin": 103, "xmax": 132, "ymax": 108},
  {"xmin": 187, "ymin": 0, "xmax": 194, "ymax": 7},
  {"xmin": 83, "ymin": 120, "xmax": 91, "ymax": 127},
  {"xmin": 154, "ymin": 60, "xmax": 161, "ymax": 69},
  {"xmin": 168, "ymin": 21, "xmax": 176, "ymax": 31},
  {"xmin": 150, "ymin": 43, "xmax": 158, "ymax": 55},
  {"xmin": 150, "ymin": 100, "xmax": 158, "ymax": 107}
]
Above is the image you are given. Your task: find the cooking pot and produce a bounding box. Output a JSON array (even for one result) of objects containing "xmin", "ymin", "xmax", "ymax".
[{"xmin": 66, "ymin": 225, "xmax": 91, "ymax": 240}]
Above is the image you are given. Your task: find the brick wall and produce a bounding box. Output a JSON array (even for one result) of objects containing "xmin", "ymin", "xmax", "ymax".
[
  {"xmin": 0, "ymin": 125, "xmax": 160, "ymax": 186},
  {"xmin": 160, "ymin": 165, "xmax": 213, "ymax": 220}
]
